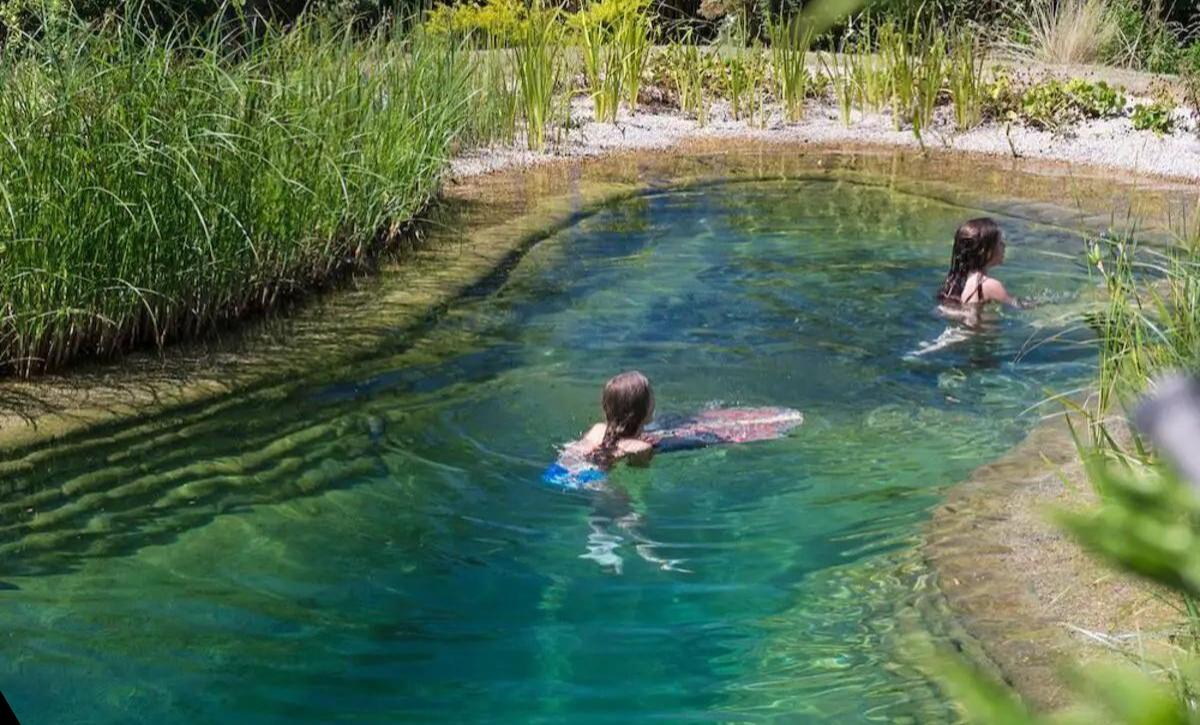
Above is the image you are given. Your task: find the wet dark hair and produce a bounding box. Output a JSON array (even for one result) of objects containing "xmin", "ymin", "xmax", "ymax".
[
  {"xmin": 588, "ymin": 371, "xmax": 654, "ymax": 468},
  {"xmin": 938, "ymin": 218, "xmax": 1003, "ymax": 304}
]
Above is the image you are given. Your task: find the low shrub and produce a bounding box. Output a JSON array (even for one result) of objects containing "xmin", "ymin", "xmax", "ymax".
[
  {"xmin": 1130, "ymin": 100, "xmax": 1175, "ymax": 133},
  {"xmin": 980, "ymin": 70, "xmax": 1022, "ymax": 120},
  {"xmin": 425, "ymin": 0, "xmax": 528, "ymax": 45},
  {"xmin": 1017, "ymin": 78, "xmax": 1127, "ymax": 130}
]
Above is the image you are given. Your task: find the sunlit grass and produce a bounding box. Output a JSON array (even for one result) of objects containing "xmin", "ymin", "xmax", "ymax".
[
  {"xmin": 514, "ymin": 7, "xmax": 565, "ymax": 151},
  {"xmin": 1005, "ymin": 0, "xmax": 1118, "ymax": 65},
  {"xmin": 767, "ymin": 14, "xmax": 812, "ymax": 122},
  {"xmin": 0, "ymin": 15, "xmax": 472, "ymax": 375}
]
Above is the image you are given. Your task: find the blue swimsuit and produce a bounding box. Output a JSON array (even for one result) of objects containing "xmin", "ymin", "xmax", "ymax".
[{"xmin": 541, "ymin": 461, "xmax": 607, "ymax": 490}]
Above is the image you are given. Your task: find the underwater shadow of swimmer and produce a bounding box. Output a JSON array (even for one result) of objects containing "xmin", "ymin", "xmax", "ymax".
[{"xmin": 580, "ymin": 482, "xmax": 693, "ymax": 575}]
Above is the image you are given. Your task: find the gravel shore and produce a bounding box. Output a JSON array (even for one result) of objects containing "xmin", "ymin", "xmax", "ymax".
[{"xmin": 451, "ymin": 95, "xmax": 1200, "ymax": 184}]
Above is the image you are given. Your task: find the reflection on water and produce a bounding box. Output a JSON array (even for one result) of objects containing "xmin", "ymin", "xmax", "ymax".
[{"xmin": 0, "ymin": 178, "xmax": 1094, "ymax": 723}]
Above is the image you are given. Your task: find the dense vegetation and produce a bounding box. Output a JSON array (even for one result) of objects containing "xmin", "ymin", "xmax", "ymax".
[{"xmin": 0, "ymin": 16, "xmax": 472, "ymax": 374}]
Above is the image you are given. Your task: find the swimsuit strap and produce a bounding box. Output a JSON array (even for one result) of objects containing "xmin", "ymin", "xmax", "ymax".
[{"xmin": 964, "ymin": 273, "xmax": 986, "ymax": 303}]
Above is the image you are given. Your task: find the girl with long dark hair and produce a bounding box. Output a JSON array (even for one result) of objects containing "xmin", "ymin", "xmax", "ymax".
[
  {"xmin": 575, "ymin": 370, "xmax": 656, "ymax": 469},
  {"xmin": 937, "ymin": 217, "xmax": 1017, "ymax": 307}
]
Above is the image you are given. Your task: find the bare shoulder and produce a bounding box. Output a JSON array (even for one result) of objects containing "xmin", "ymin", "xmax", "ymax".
[
  {"xmin": 584, "ymin": 423, "xmax": 607, "ymax": 443},
  {"xmin": 564, "ymin": 423, "xmax": 606, "ymax": 456},
  {"xmin": 982, "ymin": 276, "xmax": 1015, "ymax": 305}
]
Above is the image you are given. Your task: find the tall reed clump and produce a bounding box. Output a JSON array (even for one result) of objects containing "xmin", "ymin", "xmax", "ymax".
[
  {"xmin": 515, "ymin": 4, "xmax": 565, "ymax": 150},
  {"xmin": 821, "ymin": 44, "xmax": 857, "ymax": 127},
  {"xmin": 911, "ymin": 25, "xmax": 947, "ymax": 145},
  {"xmin": 461, "ymin": 38, "xmax": 521, "ymax": 147},
  {"xmin": 850, "ymin": 15, "xmax": 890, "ymax": 114},
  {"xmin": 574, "ymin": 0, "xmax": 651, "ymax": 122},
  {"xmin": 722, "ymin": 44, "xmax": 768, "ymax": 126},
  {"xmin": 615, "ymin": 2, "xmax": 651, "ymax": 110},
  {"xmin": 1083, "ymin": 227, "xmax": 1200, "ymax": 425},
  {"xmin": 0, "ymin": 15, "xmax": 472, "ymax": 376},
  {"xmin": 662, "ymin": 33, "xmax": 713, "ymax": 125},
  {"xmin": 767, "ymin": 13, "xmax": 812, "ymax": 122},
  {"xmin": 577, "ymin": 14, "xmax": 622, "ymax": 122},
  {"xmin": 877, "ymin": 13, "xmax": 948, "ymax": 144},
  {"xmin": 946, "ymin": 27, "xmax": 986, "ymax": 130},
  {"xmin": 878, "ymin": 21, "xmax": 913, "ymax": 129}
]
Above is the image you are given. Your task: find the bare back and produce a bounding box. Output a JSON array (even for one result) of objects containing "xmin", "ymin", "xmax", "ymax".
[
  {"xmin": 567, "ymin": 423, "xmax": 653, "ymax": 466},
  {"xmin": 960, "ymin": 272, "xmax": 1015, "ymax": 306}
]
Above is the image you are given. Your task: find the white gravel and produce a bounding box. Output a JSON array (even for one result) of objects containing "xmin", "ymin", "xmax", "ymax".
[{"xmin": 450, "ymin": 95, "xmax": 1200, "ymax": 183}]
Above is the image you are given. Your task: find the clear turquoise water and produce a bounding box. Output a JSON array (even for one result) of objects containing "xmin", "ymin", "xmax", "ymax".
[{"xmin": 0, "ymin": 178, "xmax": 1093, "ymax": 723}]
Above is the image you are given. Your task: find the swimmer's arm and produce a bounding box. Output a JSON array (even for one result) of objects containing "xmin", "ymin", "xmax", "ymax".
[
  {"xmin": 982, "ymin": 277, "xmax": 1024, "ymax": 308},
  {"xmin": 620, "ymin": 439, "xmax": 655, "ymax": 467},
  {"xmin": 561, "ymin": 423, "xmax": 606, "ymax": 457}
]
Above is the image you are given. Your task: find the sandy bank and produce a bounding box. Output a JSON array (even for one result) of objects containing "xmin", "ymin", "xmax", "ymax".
[{"xmin": 924, "ymin": 413, "xmax": 1183, "ymax": 711}]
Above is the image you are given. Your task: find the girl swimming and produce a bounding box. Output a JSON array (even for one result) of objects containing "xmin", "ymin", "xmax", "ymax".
[
  {"xmin": 543, "ymin": 371, "xmax": 654, "ymax": 490},
  {"xmin": 937, "ymin": 217, "xmax": 1018, "ymax": 307},
  {"xmin": 567, "ymin": 370, "xmax": 656, "ymax": 470}
]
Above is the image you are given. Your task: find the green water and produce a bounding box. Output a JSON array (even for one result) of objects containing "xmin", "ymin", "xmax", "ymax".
[{"xmin": 0, "ymin": 178, "xmax": 1093, "ymax": 723}]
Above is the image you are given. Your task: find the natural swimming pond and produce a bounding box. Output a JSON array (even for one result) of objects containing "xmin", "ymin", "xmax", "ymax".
[{"xmin": 0, "ymin": 161, "xmax": 1100, "ymax": 722}]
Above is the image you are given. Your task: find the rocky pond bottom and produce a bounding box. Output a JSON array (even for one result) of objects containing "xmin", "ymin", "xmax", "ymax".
[{"xmin": 0, "ymin": 171, "xmax": 1098, "ymax": 722}]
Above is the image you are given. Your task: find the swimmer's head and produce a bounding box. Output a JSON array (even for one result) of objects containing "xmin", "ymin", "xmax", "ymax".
[
  {"xmin": 590, "ymin": 371, "xmax": 654, "ymax": 467},
  {"xmin": 602, "ymin": 371, "xmax": 654, "ymax": 436},
  {"xmin": 939, "ymin": 218, "xmax": 1005, "ymax": 302}
]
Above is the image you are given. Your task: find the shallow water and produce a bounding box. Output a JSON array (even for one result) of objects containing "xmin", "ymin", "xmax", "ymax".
[{"xmin": 0, "ymin": 177, "xmax": 1094, "ymax": 723}]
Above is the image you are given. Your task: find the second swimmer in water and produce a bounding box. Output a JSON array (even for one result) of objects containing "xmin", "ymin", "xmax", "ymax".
[
  {"xmin": 937, "ymin": 217, "xmax": 1020, "ymax": 307},
  {"xmin": 562, "ymin": 370, "xmax": 656, "ymax": 471}
]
